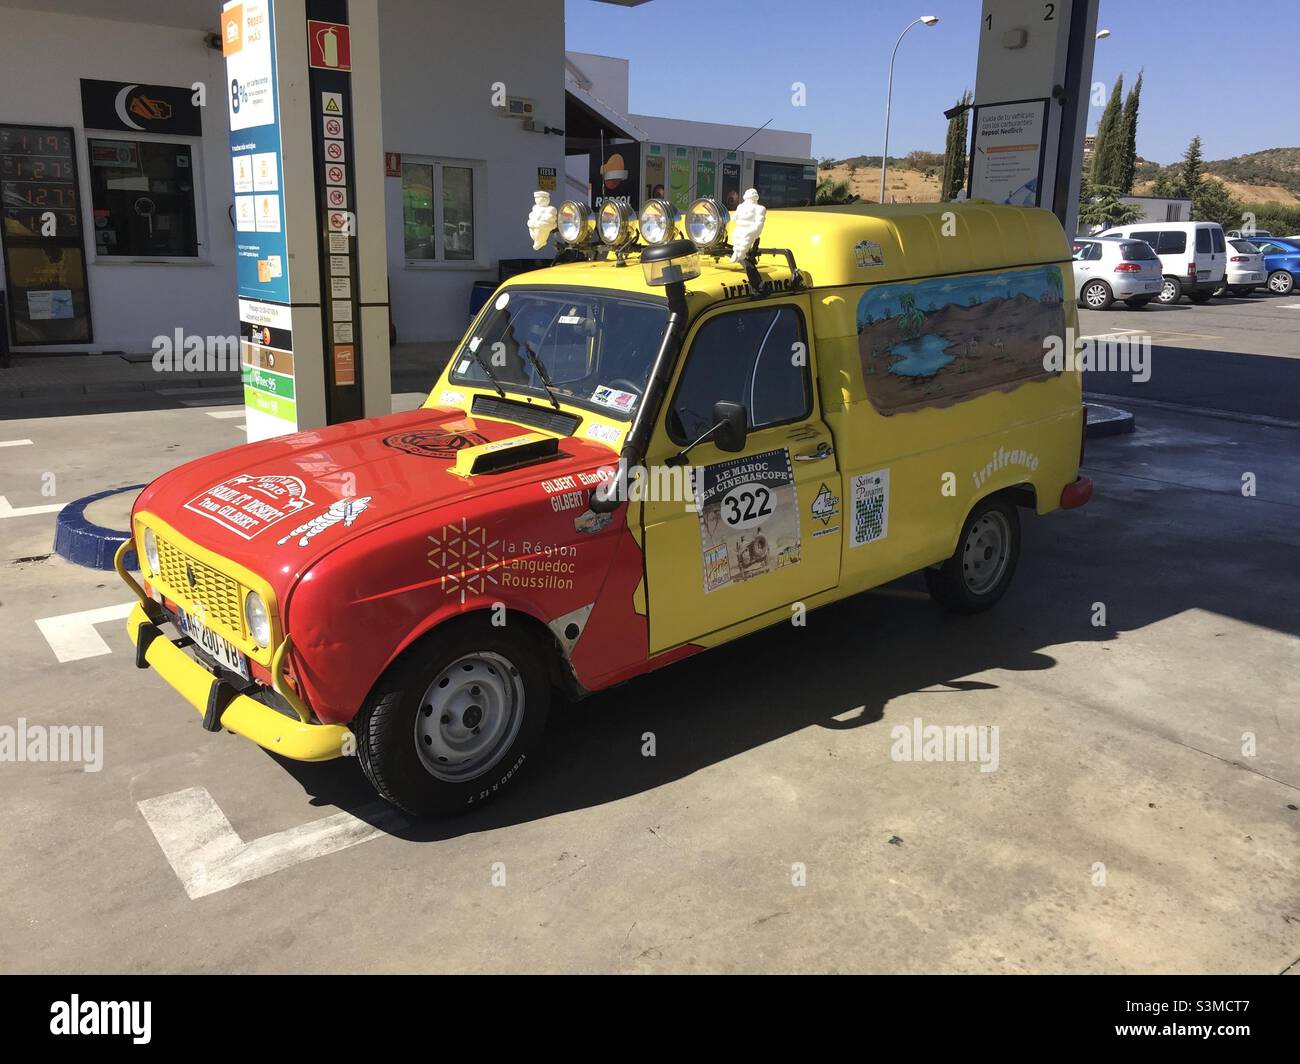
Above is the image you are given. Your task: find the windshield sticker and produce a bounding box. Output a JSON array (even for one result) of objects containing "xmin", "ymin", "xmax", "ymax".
[
  {"xmin": 494, "ymin": 292, "xmax": 510, "ymax": 310},
  {"xmin": 591, "ymin": 386, "xmax": 638, "ymax": 413},
  {"xmin": 183, "ymin": 473, "xmax": 314, "ymax": 540},
  {"xmin": 558, "ymin": 314, "xmax": 583, "ymax": 325},
  {"xmin": 585, "ymin": 423, "xmax": 621, "ymax": 445},
  {"xmin": 850, "ymin": 469, "xmax": 889, "ymax": 547},
  {"xmin": 383, "ymin": 429, "xmax": 488, "ymax": 459},
  {"xmin": 696, "ymin": 448, "xmax": 801, "ymax": 593},
  {"xmin": 438, "ymin": 390, "xmax": 466, "ymax": 406},
  {"xmin": 277, "ymin": 496, "xmax": 373, "ymax": 548}
]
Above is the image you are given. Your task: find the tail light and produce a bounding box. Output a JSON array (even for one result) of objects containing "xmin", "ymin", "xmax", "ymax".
[
  {"xmin": 1113, "ymin": 262, "xmax": 1142, "ymax": 272},
  {"xmin": 1230, "ymin": 255, "xmax": 1248, "ymax": 262},
  {"xmin": 1187, "ymin": 261, "xmax": 1197, "ymax": 277}
]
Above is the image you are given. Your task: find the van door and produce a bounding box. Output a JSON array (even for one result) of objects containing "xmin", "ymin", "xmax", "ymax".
[
  {"xmin": 1200, "ymin": 225, "xmax": 1226, "ymax": 283},
  {"xmin": 640, "ymin": 297, "xmax": 842, "ymax": 654}
]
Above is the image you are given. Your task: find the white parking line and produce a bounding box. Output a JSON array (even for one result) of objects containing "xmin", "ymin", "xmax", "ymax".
[
  {"xmin": 0, "ymin": 495, "xmax": 64, "ymax": 519},
  {"xmin": 138, "ymin": 786, "xmax": 401, "ymax": 899},
  {"xmin": 1278, "ymin": 303, "xmax": 1300, "ymax": 310},
  {"xmin": 0, "ymin": 439, "xmax": 34, "ymax": 448},
  {"xmin": 35, "ymin": 602, "xmax": 135, "ymax": 663},
  {"xmin": 204, "ymin": 409, "xmax": 246, "ymax": 419}
]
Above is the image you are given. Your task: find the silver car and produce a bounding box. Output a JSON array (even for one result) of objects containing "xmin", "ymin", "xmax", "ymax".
[{"xmin": 1071, "ymin": 237, "xmax": 1164, "ymax": 309}]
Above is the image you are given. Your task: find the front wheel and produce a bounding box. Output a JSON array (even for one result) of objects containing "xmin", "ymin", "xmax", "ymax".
[
  {"xmin": 925, "ymin": 497, "xmax": 1021, "ymax": 614},
  {"xmin": 1267, "ymin": 270, "xmax": 1295, "ymax": 295},
  {"xmin": 353, "ymin": 620, "xmax": 551, "ymax": 817},
  {"xmin": 1156, "ymin": 276, "xmax": 1182, "ymax": 304}
]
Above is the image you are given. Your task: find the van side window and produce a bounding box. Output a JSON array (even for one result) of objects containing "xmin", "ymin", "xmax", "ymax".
[
  {"xmin": 1196, "ymin": 228, "xmax": 1212, "ymax": 254},
  {"xmin": 1211, "ymin": 228, "xmax": 1225, "ymax": 253},
  {"xmin": 1132, "ymin": 231, "xmax": 1159, "ymax": 247},
  {"xmin": 670, "ymin": 306, "xmax": 810, "ymax": 443},
  {"xmin": 1157, "ymin": 231, "xmax": 1187, "ymax": 254}
]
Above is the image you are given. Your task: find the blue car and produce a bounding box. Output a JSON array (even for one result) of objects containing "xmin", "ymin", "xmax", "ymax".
[{"xmin": 1253, "ymin": 238, "xmax": 1300, "ymax": 295}]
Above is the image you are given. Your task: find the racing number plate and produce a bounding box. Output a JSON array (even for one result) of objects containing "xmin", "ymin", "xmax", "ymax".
[{"xmin": 178, "ymin": 609, "xmax": 250, "ymax": 680}]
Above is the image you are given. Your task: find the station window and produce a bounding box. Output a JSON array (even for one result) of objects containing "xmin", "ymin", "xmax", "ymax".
[
  {"xmin": 670, "ymin": 305, "xmax": 810, "ymax": 443},
  {"xmin": 402, "ymin": 158, "xmax": 480, "ymax": 264},
  {"xmin": 86, "ymin": 138, "xmax": 199, "ymax": 258}
]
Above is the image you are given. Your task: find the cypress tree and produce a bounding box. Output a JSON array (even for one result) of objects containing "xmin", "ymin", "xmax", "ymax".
[
  {"xmin": 940, "ymin": 90, "xmax": 971, "ymax": 201},
  {"xmin": 1118, "ymin": 71, "xmax": 1143, "ymax": 194},
  {"xmin": 1179, "ymin": 135, "xmax": 1204, "ymax": 199},
  {"xmin": 1090, "ymin": 75, "xmax": 1124, "ymax": 189}
]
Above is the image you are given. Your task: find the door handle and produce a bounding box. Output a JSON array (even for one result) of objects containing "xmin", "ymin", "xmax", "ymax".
[{"xmin": 794, "ymin": 441, "xmax": 834, "ymax": 462}]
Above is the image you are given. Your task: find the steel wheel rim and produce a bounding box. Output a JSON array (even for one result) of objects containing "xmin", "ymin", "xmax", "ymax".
[
  {"xmin": 414, "ymin": 652, "xmax": 524, "ymax": 782},
  {"xmin": 1159, "ymin": 280, "xmax": 1177, "ymax": 302},
  {"xmin": 962, "ymin": 511, "xmax": 1011, "ymax": 595}
]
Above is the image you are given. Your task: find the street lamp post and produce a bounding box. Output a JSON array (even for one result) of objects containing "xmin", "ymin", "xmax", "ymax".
[{"xmin": 879, "ymin": 14, "xmax": 939, "ymax": 204}]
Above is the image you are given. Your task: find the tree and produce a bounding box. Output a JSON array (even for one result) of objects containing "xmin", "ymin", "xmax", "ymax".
[
  {"xmin": 1178, "ymin": 135, "xmax": 1204, "ymax": 199},
  {"xmin": 940, "ymin": 90, "xmax": 971, "ymax": 201},
  {"xmin": 1117, "ymin": 70, "xmax": 1143, "ymax": 194},
  {"xmin": 1150, "ymin": 171, "xmax": 1181, "ymax": 198},
  {"xmin": 1090, "ymin": 76, "xmax": 1124, "ymax": 188},
  {"xmin": 1078, "ymin": 185, "xmax": 1145, "ymax": 230},
  {"xmin": 1191, "ymin": 177, "xmax": 1242, "ymax": 228},
  {"xmin": 815, "ymin": 177, "xmax": 858, "ymax": 205}
]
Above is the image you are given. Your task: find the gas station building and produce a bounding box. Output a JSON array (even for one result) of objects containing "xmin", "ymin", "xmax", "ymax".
[{"xmin": 0, "ymin": 0, "xmax": 813, "ymax": 357}]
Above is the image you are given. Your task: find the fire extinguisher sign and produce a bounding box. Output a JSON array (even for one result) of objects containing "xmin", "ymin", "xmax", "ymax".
[{"xmin": 307, "ymin": 20, "xmax": 351, "ymax": 71}]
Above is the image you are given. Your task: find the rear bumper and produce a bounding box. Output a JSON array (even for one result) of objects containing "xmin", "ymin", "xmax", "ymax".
[{"xmin": 1060, "ymin": 476, "xmax": 1093, "ymax": 509}]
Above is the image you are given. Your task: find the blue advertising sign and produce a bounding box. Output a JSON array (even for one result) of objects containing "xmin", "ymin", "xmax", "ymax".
[{"xmin": 222, "ymin": 0, "xmax": 290, "ymax": 304}]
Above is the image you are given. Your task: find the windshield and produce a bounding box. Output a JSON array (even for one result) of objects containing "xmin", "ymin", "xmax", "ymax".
[{"xmin": 450, "ymin": 288, "xmax": 667, "ymax": 420}]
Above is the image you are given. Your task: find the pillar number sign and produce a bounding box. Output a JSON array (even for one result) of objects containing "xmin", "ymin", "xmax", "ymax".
[{"xmin": 308, "ymin": 3, "xmax": 364, "ymax": 421}]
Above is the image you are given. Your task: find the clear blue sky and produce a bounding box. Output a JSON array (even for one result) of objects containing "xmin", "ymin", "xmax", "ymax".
[{"xmin": 564, "ymin": 0, "xmax": 1297, "ymax": 165}]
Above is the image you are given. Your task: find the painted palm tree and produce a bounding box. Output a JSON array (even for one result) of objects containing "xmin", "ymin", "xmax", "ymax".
[{"xmin": 897, "ymin": 292, "xmax": 926, "ymax": 337}]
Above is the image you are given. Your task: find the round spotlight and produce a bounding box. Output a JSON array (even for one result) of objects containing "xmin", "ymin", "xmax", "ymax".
[
  {"xmin": 640, "ymin": 238, "xmax": 701, "ymax": 287},
  {"xmin": 638, "ymin": 198, "xmax": 678, "ymax": 245},
  {"xmin": 686, "ymin": 198, "xmax": 730, "ymax": 249},
  {"xmin": 557, "ymin": 200, "xmax": 593, "ymax": 244},
  {"xmin": 598, "ymin": 201, "xmax": 635, "ymax": 247}
]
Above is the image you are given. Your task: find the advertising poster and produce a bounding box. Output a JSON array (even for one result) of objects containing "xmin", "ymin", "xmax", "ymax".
[
  {"xmin": 590, "ymin": 141, "xmax": 641, "ymax": 210},
  {"xmin": 968, "ymin": 99, "xmax": 1049, "ymax": 207},
  {"xmin": 239, "ymin": 297, "xmax": 296, "ymax": 428},
  {"xmin": 668, "ymin": 149, "xmax": 691, "ymax": 211},
  {"xmin": 645, "ymin": 146, "xmax": 665, "ymax": 200},
  {"xmin": 720, "ymin": 156, "xmax": 742, "ymax": 211},
  {"xmin": 695, "ymin": 448, "xmax": 801, "ymax": 593},
  {"xmin": 695, "ymin": 151, "xmax": 716, "ymax": 199}
]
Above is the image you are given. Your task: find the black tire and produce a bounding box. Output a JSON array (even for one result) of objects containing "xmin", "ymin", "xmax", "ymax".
[
  {"xmin": 925, "ymin": 496, "xmax": 1021, "ymax": 614},
  {"xmin": 352, "ymin": 618, "xmax": 551, "ymax": 817},
  {"xmin": 1156, "ymin": 276, "xmax": 1182, "ymax": 304},
  {"xmin": 1267, "ymin": 270, "xmax": 1295, "ymax": 295},
  {"xmin": 1187, "ymin": 291, "xmax": 1213, "ymax": 304},
  {"xmin": 1080, "ymin": 279, "xmax": 1113, "ymax": 310},
  {"xmin": 1124, "ymin": 296, "xmax": 1154, "ymax": 308}
]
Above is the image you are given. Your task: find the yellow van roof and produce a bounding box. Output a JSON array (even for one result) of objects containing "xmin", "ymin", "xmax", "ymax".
[{"xmin": 501, "ymin": 202, "xmax": 1071, "ymax": 300}]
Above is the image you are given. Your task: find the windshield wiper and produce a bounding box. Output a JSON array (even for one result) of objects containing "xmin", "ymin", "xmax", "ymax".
[
  {"xmin": 466, "ymin": 340, "xmax": 506, "ymax": 399},
  {"xmin": 521, "ymin": 344, "xmax": 563, "ymax": 410}
]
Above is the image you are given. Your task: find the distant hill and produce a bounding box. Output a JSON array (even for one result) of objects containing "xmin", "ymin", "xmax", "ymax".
[{"xmin": 1134, "ymin": 147, "xmax": 1300, "ymax": 204}]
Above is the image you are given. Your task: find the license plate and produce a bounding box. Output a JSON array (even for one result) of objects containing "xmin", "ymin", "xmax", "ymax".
[
  {"xmin": 1244, "ymin": 273, "xmax": 1262, "ymax": 282},
  {"xmin": 1144, "ymin": 281, "xmax": 1160, "ymax": 291},
  {"xmin": 178, "ymin": 609, "xmax": 250, "ymax": 680}
]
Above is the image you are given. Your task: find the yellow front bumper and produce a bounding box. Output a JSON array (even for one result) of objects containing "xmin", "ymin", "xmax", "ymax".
[{"xmin": 125, "ymin": 599, "xmax": 349, "ymax": 762}]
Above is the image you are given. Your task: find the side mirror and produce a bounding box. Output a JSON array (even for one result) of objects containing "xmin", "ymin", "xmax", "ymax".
[{"xmin": 711, "ymin": 400, "xmax": 748, "ymax": 453}]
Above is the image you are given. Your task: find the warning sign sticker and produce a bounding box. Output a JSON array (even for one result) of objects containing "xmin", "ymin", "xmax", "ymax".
[{"xmin": 696, "ymin": 448, "xmax": 801, "ymax": 593}]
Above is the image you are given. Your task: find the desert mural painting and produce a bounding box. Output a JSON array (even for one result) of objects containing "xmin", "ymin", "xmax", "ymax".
[{"xmin": 856, "ymin": 265, "xmax": 1066, "ymax": 415}]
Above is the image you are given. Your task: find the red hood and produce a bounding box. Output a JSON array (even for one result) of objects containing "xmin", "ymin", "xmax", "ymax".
[{"xmin": 134, "ymin": 405, "xmax": 618, "ymax": 598}]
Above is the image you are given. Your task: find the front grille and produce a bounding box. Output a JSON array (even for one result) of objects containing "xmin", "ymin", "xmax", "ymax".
[
  {"xmin": 154, "ymin": 537, "xmax": 247, "ymax": 642},
  {"xmin": 472, "ymin": 395, "xmax": 580, "ymax": 436}
]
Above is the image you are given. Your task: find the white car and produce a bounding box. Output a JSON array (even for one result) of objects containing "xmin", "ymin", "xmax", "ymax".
[
  {"xmin": 1216, "ymin": 239, "xmax": 1266, "ymax": 296},
  {"xmin": 1097, "ymin": 221, "xmax": 1228, "ymax": 304},
  {"xmin": 1071, "ymin": 236, "xmax": 1163, "ymax": 309}
]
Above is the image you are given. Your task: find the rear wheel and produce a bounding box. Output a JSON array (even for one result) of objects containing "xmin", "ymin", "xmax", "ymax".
[
  {"xmin": 353, "ymin": 620, "xmax": 551, "ymax": 817},
  {"xmin": 1124, "ymin": 295, "xmax": 1154, "ymax": 308},
  {"xmin": 1267, "ymin": 270, "xmax": 1295, "ymax": 295},
  {"xmin": 925, "ymin": 497, "xmax": 1021, "ymax": 614},
  {"xmin": 1156, "ymin": 276, "xmax": 1182, "ymax": 304},
  {"xmin": 1080, "ymin": 279, "xmax": 1113, "ymax": 310}
]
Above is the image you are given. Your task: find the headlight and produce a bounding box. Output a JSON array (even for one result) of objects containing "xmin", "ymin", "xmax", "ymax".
[
  {"xmin": 597, "ymin": 200, "xmax": 635, "ymax": 246},
  {"xmin": 244, "ymin": 591, "xmax": 271, "ymax": 648},
  {"xmin": 142, "ymin": 527, "xmax": 159, "ymax": 575},
  {"xmin": 557, "ymin": 200, "xmax": 593, "ymax": 244},
  {"xmin": 638, "ymin": 199, "xmax": 678, "ymax": 245},
  {"xmin": 686, "ymin": 198, "xmax": 729, "ymax": 249}
]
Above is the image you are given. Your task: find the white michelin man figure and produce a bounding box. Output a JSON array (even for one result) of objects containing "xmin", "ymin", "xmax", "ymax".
[
  {"xmin": 730, "ymin": 188, "xmax": 766, "ymax": 263},
  {"xmin": 527, "ymin": 190, "xmax": 558, "ymax": 251},
  {"xmin": 277, "ymin": 497, "xmax": 373, "ymax": 548}
]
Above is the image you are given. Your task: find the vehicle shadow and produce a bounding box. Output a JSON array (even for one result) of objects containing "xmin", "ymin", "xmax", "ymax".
[{"xmin": 270, "ymin": 426, "xmax": 1299, "ymax": 841}]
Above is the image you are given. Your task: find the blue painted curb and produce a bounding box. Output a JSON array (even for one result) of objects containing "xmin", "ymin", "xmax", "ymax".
[{"xmin": 53, "ymin": 484, "xmax": 146, "ymax": 571}]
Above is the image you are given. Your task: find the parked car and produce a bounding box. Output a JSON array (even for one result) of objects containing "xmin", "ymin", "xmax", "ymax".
[
  {"xmin": 1097, "ymin": 221, "xmax": 1227, "ymax": 304},
  {"xmin": 1214, "ymin": 239, "xmax": 1267, "ymax": 296},
  {"xmin": 1071, "ymin": 236, "xmax": 1162, "ymax": 309},
  {"xmin": 1252, "ymin": 237, "xmax": 1300, "ymax": 295},
  {"xmin": 1226, "ymin": 229, "xmax": 1272, "ymax": 239}
]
